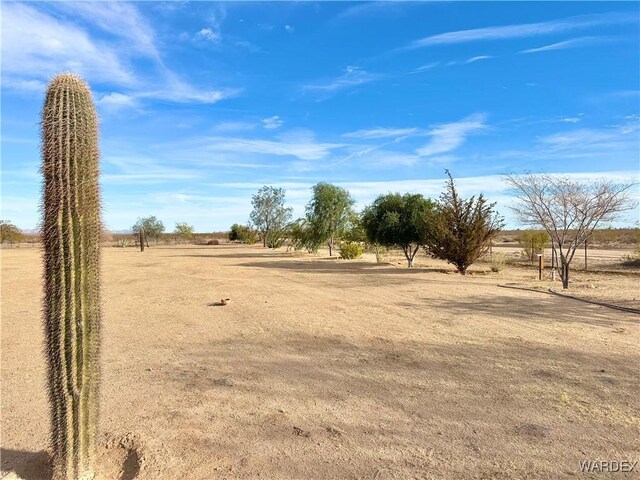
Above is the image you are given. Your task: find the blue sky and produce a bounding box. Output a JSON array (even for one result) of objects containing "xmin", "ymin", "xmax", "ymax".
[{"xmin": 2, "ymin": 1, "xmax": 639, "ymax": 232}]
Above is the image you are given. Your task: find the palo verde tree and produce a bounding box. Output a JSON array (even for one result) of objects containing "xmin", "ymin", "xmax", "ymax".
[
  {"xmin": 41, "ymin": 73, "xmax": 102, "ymax": 480},
  {"xmin": 362, "ymin": 193, "xmax": 435, "ymax": 267},
  {"xmin": 174, "ymin": 222, "xmax": 195, "ymax": 243},
  {"xmin": 305, "ymin": 182, "xmax": 355, "ymax": 256},
  {"xmin": 132, "ymin": 215, "xmax": 165, "ymax": 246},
  {"xmin": 506, "ymin": 173, "xmax": 636, "ymax": 289},
  {"xmin": 425, "ymin": 171, "xmax": 504, "ymax": 275},
  {"xmin": 249, "ymin": 186, "xmax": 293, "ymax": 247}
]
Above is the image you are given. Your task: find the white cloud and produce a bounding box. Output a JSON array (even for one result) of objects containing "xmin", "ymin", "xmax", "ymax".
[
  {"xmin": 49, "ymin": 1, "xmax": 160, "ymax": 61},
  {"xmin": 303, "ymin": 66, "xmax": 380, "ymax": 98},
  {"xmin": 1, "ymin": 2, "xmax": 134, "ymax": 86},
  {"xmin": 1, "ymin": 2, "xmax": 238, "ymax": 108},
  {"xmin": 97, "ymin": 93, "xmax": 140, "ymax": 113},
  {"xmin": 403, "ymin": 12, "xmax": 635, "ymax": 49},
  {"xmin": 262, "ymin": 116, "xmax": 284, "ymax": 129},
  {"xmin": 343, "ymin": 127, "xmax": 421, "ymax": 139},
  {"xmin": 196, "ymin": 27, "xmax": 220, "ymax": 42},
  {"xmin": 416, "ymin": 114, "xmax": 487, "ymax": 157},
  {"xmin": 163, "ymin": 130, "xmax": 346, "ymax": 161},
  {"xmin": 1, "ymin": 78, "xmax": 47, "ymax": 93},
  {"xmin": 539, "ymin": 121, "xmax": 639, "ymax": 154},
  {"xmin": 284, "ymin": 25, "xmax": 295, "ymax": 33},
  {"xmin": 520, "ymin": 36, "xmax": 612, "ymax": 53}
]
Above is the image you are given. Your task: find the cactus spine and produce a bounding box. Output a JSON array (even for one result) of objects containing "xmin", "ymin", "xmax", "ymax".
[
  {"xmin": 139, "ymin": 227, "xmax": 145, "ymax": 252},
  {"xmin": 42, "ymin": 73, "xmax": 101, "ymax": 480}
]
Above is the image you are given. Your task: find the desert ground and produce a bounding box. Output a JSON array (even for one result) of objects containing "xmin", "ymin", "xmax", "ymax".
[{"xmin": 1, "ymin": 244, "xmax": 639, "ymax": 479}]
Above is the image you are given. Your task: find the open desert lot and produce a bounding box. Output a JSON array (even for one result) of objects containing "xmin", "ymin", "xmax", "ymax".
[{"xmin": 2, "ymin": 245, "xmax": 639, "ymax": 479}]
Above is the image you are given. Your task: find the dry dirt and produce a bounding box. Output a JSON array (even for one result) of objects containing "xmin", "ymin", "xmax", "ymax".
[{"xmin": 1, "ymin": 244, "xmax": 639, "ymax": 480}]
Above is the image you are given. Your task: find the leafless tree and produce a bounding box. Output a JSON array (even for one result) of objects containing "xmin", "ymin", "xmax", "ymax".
[{"xmin": 505, "ymin": 173, "xmax": 637, "ymax": 289}]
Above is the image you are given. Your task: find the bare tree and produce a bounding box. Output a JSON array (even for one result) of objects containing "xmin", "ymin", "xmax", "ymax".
[{"xmin": 506, "ymin": 173, "xmax": 637, "ymax": 289}]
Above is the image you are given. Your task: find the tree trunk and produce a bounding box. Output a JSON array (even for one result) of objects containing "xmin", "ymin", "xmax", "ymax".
[
  {"xmin": 561, "ymin": 262, "xmax": 570, "ymax": 289},
  {"xmin": 328, "ymin": 240, "xmax": 333, "ymax": 257},
  {"xmin": 263, "ymin": 233, "xmax": 267, "ymax": 248}
]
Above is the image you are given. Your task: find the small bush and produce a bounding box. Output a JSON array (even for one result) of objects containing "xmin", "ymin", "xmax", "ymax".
[
  {"xmin": 266, "ymin": 235, "xmax": 285, "ymax": 249},
  {"xmin": 490, "ymin": 254, "xmax": 505, "ymax": 272},
  {"xmin": 339, "ymin": 242, "xmax": 363, "ymax": 260},
  {"xmin": 207, "ymin": 239, "xmax": 220, "ymax": 245}
]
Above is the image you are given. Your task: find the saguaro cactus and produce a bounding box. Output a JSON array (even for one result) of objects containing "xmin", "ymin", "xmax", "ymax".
[
  {"xmin": 41, "ymin": 73, "xmax": 102, "ymax": 480},
  {"xmin": 139, "ymin": 227, "xmax": 145, "ymax": 252}
]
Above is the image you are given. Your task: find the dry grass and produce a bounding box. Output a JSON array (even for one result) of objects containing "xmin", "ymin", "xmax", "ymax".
[{"xmin": 1, "ymin": 245, "xmax": 639, "ymax": 479}]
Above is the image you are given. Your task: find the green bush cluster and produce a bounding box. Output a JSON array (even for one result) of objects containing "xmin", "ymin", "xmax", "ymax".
[
  {"xmin": 339, "ymin": 242, "xmax": 363, "ymax": 260},
  {"xmin": 229, "ymin": 223, "xmax": 259, "ymax": 244}
]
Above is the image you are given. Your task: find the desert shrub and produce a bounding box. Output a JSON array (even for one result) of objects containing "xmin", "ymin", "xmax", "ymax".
[
  {"xmin": 228, "ymin": 223, "xmax": 243, "ymax": 241},
  {"xmin": 339, "ymin": 242, "xmax": 363, "ymax": 260},
  {"xmin": 114, "ymin": 237, "xmax": 129, "ymax": 248},
  {"xmin": 207, "ymin": 239, "xmax": 220, "ymax": 245},
  {"xmin": 490, "ymin": 254, "xmax": 505, "ymax": 272},
  {"xmin": 516, "ymin": 230, "xmax": 550, "ymax": 263},
  {"xmin": 230, "ymin": 224, "xmax": 259, "ymax": 244},
  {"xmin": 266, "ymin": 230, "xmax": 286, "ymax": 249}
]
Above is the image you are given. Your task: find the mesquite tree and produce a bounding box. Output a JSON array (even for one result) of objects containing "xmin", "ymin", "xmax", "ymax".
[
  {"xmin": 425, "ymin": 171, "xmax": 504, "ymax": 274},
  {"xmin": 41, "ymin": 73, "xmax": 102, "ymax": 480},
  {"xmin": 506, "ymin": 173, "xmax": 636, "ymax": 289},
  {"xmin": 249, "ymin": 186, "xmax": 293, "ymax": 247},
  {"xmin": 305, "ymin": 183, "xmax": 355, "ymax": 256},
  {"xmin": 362, "ymin": 193, "xmax": 435, "ymax": 267}
]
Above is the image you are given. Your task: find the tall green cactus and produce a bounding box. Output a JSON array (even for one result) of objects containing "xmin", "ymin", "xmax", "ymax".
[
  {"xmin": 139, "ymin": 227, "xmax": 145, "ymax": 252},
  {"xmin": 41, "ymin": 73, "xmax": 102, "ymax": 480}
]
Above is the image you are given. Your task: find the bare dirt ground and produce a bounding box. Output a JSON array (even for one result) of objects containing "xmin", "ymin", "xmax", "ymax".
[{"xmin": 2, "ymin": 245, "xmax": 639, "ymax": 479}]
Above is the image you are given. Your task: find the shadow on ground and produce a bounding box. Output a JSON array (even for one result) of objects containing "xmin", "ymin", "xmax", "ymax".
[
  {"xmin": 1, "ymin": 449, "xmax": 52, "ymax": 480},
  {"xmin": 409, "ymin": 293, "xmax": 639, "ymax": 327}
]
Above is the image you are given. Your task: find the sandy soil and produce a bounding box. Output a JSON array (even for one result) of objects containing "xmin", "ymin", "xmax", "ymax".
[{"xmin": 1, "ymin": 245, "xmax": 639, "ymax": 479}]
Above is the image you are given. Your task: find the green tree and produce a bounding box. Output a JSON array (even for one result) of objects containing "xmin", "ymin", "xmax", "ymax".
[
  {"xmin": 132, "ymin": 216, "xmax": 165, "ymax": 246},
  {"xmin": 342, "ymin": 211, "xmax": 367, "ymax": 243},
  {"xmin": 287, "ymin": 218, "xmax": 322, "ymax": 253},
  {"xmin": 305, "ymin": 183, "xmax": 355, "ymax": 256},
  {"xmin": 174, "ymin": 222, "xmax": 195, "ymax": 243},
  {"xmin": 228, "ymin": 223, "xmax": 243, "ymax": 241},
  {"xmin": 362, "ymin": 193, "xmax": 435, "ymax": 267},
  {"xmin": 249, "ymin": 186, "xmax": 293, "ymax": 247},
  {"xmin": 0, "ymin": 220, "xmax": 25, "ymax": 245},
  {"xmin": 426, "ymin": 171, "xmax": 504, "ymax": 274}
]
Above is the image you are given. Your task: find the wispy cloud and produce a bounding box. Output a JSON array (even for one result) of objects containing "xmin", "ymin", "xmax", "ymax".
[
  {"xmin": 262, "ymin": 116, "xmax": 284, "ymax": 129},
  {"xmin": 343, "ymin": 127, "xmax": 421, "ymax": 139},
  {"xmin": 520, "ymin": 36, "xmax": 613, "ymax": 53},
  {"xmin": 2, "ymin": 2, "xmax": 134, "ymax": 86},
  {"xmin": 1, "ymin": 2, "xmax": 238, "ymax": 108},
  {"xmin": 402, "ymin": 12, "xmax": 636, "ymax": 50},
  {"xmin": 466, "ymin": 55, "xmax": 494, "ymax": 63},
  {"xmin": 162, "ymin": 129, "xmax": 347, "ymax": 161},
  {"xmin": 303, "ymin": 66, "xmax": 380, "ymax": 99},
  {"xmin": 539, "ymin": 120, "xmax": 639, "ymax": 154},
  {"xmin": 416, "ymin": 114, "xmax": 487, "ymax": 157},
  {"xmin": 212, "ymin": 121, "xmax": 257, "ymax": 132}
]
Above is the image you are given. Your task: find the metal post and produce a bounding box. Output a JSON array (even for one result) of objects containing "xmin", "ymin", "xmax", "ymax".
[
  {"xmin": 584, "ymin": 239, "xmax": 588, "ymax": 270},
  {"xmin": 538, "ymin": 254, "xmax": 543, "ymax": 280}
]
